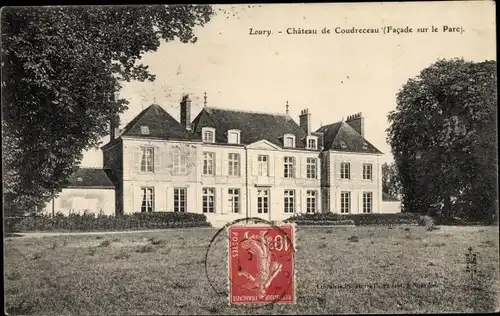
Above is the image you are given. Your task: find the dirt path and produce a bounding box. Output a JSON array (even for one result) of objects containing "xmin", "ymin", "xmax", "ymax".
[{"xmin": 5, "ymin": 227, "xmax": 217, "ymax": 239}]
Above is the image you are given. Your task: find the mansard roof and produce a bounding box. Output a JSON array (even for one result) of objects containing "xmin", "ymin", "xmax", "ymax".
[
  {"xmin": 120, "ymin": 104, "xmax": 196, "ymax": 140},
  {"xmin": 315, "ymin": 121, "xmax": 383, "ymax": 154},
  {"xmin": 191, "ymin": 107, "xmax": 310, "ymax": 148},
  {"xmin": 64, "ymin": 168, "xmax": 115, "ymax": 189}
]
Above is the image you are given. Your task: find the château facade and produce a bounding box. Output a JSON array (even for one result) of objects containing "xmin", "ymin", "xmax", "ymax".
[{"xmin": 97, "ymin": 95, "xmax": 400, "ymax": 225}]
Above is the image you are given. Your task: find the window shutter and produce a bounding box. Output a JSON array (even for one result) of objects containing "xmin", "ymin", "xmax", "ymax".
[
  {"xmin": 134, "ymin": 187, "xmax": 143, "ymax": 213},
  {"xmin": 350, "ymin": 162, "xmax": 355, "ymax": 180},
  {"xmin": 251, "ymin": 154, "xmax": 257, "ymax": 176},
  {"xmin": 133, "ymin": 148, "xmax": 142, "ymax": 172},
  {"xmin": 154, "ymin": 147, "xmax": 161, "ymax": 173},
  {"xmin": 268, "ymin": 155, "xmax": 274, "ymax": 177},
  {"xmin": 336, "ymin": 161, "xmax": 341, "ymax": 180}
]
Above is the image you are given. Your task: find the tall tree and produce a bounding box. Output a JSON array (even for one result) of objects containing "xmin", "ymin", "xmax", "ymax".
[
  {"xmin": 2, "ymin": 5, "xmax": 214, "ymax": 215},
  {"xmin": 387, "ymin": 58, "xmax": 497, "ymax": 222}
]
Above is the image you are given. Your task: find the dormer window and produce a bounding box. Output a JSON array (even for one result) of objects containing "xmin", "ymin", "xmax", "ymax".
[
  {"xmin": 202, "ymin": 127, "xmax": 216, "ymax": 143},
  {"xmin": 140, "ymin": 125, "xmax": 149, "ymax": 135},
  {"xmin": 77, "ymin": 177, "xmax": 83, "ymax": 182},
  {"xmin": 283, "ymin": 134, "xmax": 296, "ymax": 148},
  {"xmin": 362, "ymin": 142, "xmax": 369, "ymax": 150},
  {"xmin": 306, "ymin": 136, "xmax": 318, "ymax": 149},
  {"xmin": 227, "ymin": 129, "xmax": 241, "ymax": 144},
  {"xmin": 340, "ymin": 141, "xmax": 347, "ymax": 149}
]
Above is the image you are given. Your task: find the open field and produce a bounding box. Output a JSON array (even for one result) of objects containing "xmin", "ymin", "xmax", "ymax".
[{"xmin": 4, "ymin": 226, "xmax": 499, "ymax": 314}]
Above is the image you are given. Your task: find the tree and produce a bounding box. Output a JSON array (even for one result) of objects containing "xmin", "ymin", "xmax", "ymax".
[
  {"xmin": 387, "ymin": 58, "xmax": 497, "ymax": 223},
  {"xmin": 382, "ymin": 162, "xmax": 401, "ymax": 198},
  {"xmin": 2, "ymin": 5, "xmax": 214, "ymax": 215}
]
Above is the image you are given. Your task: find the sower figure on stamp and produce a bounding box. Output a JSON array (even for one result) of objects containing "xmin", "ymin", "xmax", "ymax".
[{"xmin": 239, "ymin": 231, "xmax": 283, "ymax": 299}]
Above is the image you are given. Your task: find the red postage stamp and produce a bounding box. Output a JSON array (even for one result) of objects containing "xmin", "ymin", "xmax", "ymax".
[{"xmin": 228, "ymin": 223, "xmax": 296, "ymax": 305}]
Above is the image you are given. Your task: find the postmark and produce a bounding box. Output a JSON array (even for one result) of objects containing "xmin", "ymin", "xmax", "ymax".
[{"xmin": 204, "ymin": 217, "xmax": 296, "ymax": 307}]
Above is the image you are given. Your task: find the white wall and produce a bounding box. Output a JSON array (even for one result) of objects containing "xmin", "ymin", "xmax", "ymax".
[{"xmin": 42, "ymin": 188, "xmax": 115, "ymax": 216}]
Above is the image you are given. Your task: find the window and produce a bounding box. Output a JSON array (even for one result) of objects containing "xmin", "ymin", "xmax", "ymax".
[
  {"xmin": 228, "ymin": 188, "xmax": 240, "ymax": 213},
  {"xmin": 362, "ymin": 142, "xmax": 369, "ymax": 150},
  {"xmin": 284, "ymin": 156, "xmax": 295, "ymax": 178},
  {"xmin": 202, "ymin": 127, "xmax": 216, "ymax": 143},
  {"xmin": 141, "ymin": 187, "xmax": 154, "ymax": 213},
  {"xmin": 340, "ymin": 141, "xmax": 347, "ymax": 149},
  {"xmin": 341, "ymin": 191, "xmax": 350, "ymax": 214},
  {"xmin": 363, "ymin": 192, "xmax": 373, "ymax": 213},
  {"xmin": 307, "ymin": 136, "xmax": 317, "ymax": 149},
  {"xmin": 306, "ymin": 190, "xmax": 317, "ymax": 214},
  {"xmin": 140, "ymin": 125, "xmax": 149, "ymax": 135},
  {"xmin": 284, "ymin": 190, "xmax": 295, "ymax": 214},
  {"xmin": 172, "ymin": 148, "xmax": 187, "ymax": 175},
  {"xmin": 257, "ymin": 189, "xmax": 269, "ymax": 214},
  {"xmin": 203, "ymin": 152, "xmax": 215, "ymax": 175},
  {"xmin": 283, "ymin": 134, "xmax": 295, "ymax": 148},
  {"xmin": 258, "ymin": 155, "xmax": 269, "ymax": 176},
  {"xmin": 306, "ymin": 158, "xmax": 317, "ymax": 179},
  {"xmin": 228, "ymin": 153, "xmax": 240, "ymax": 176},
  {"xmin": 340, "ymin": 162, "xmax": 350, "ymax": 179},
  {"xmin": 227, "ymin": 129, "xmax": 241, "ymax": 144},
  {"xmin": 140, "ymin": 147, "xmax": 154, "ymax": 172},
  {"xmin": 202, "ymin": 188, "xmax": 215, "ymax": 213},
  {"xmin": 174, "ymin": 188, "xmax": 186, "ymax": 213},
  {"xmin": 363, "ymin": 163, "xmax": 373, "ymax": 180}
]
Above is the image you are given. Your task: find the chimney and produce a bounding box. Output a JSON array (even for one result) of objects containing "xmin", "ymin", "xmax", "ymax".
[
  {"xmin": 345, "ymin": 112, "xmax": 364, "ymax": 137},
  {"xmin": 109, "ymin": 116, "xmax": 120, "ymax": 141},
  {"xmin": 180, "ymin": 94, "xmax": 192, "ymax": 131},
  {"xmin": 299, "ymin": 108, "xmax": 311, "ymax": 135}
]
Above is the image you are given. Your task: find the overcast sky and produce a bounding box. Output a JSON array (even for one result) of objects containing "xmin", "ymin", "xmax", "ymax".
[{"xmin": 80, "ymin": 1, "xmax": 496, "ymax": 167}]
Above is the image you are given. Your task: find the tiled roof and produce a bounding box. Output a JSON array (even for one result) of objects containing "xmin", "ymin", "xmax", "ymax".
[
  {"xmin": 315, "ymin": 121, "xmax": 383, "ymax": 154},
  {"xmin": 382, "ymin": 192, "xmax": 400, "ymax": 202},
  {"xmin": 64, "ymin": 168, "xmax": 115, "ymax": 188},
  {"xmin": 120, "ymin": 104, "xmax": 196, "ymax": 140},
  {"xmin": 191, "ymin": 107, "xmax": 310, "ymax": 148}
]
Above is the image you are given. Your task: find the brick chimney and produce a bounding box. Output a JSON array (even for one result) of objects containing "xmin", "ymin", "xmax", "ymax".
[
  {"xmin": 180, "ymin": 94, "xmax": 192, "ymax": 131},
  {"xmin": 110, "ymin": 91, "xmax": 121, "ymax": 140},
  {"xmin": 345, "ymin": 112, "xmax": 364, "ymax": 137},
  {"xmin": 299, "ymin": 108, "xmax": 311, "ymax": 135}
]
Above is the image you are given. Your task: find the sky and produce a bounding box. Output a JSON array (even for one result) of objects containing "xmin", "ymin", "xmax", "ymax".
[{"xmin": 80, "ymin": 1, "xmax": 496, "ymax": 167}]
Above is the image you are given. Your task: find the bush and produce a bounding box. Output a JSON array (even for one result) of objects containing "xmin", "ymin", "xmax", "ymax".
[
  {"xmin": 285, "ymin": 212, "xmax": 422, "ymax": 226},
  {"xmin": 12, "ymin": 212, "xmax": 212, "ymax": 232}
]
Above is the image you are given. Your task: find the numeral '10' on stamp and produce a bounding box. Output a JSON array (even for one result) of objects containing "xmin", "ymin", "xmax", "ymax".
[{"xmin": 228, "ymin": 223, "xmax": 296, "ymax": 305}]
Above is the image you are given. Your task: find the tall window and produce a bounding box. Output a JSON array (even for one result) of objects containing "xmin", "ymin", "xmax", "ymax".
[
  {"xmin": 203, "ymin": 152, "xmax": 215, "ymax": 175},
  {"xmin": 203, "ymin": 188, "xmax": 215, "ymax": 213},
  {"xmin": 257, "ymin": 189, "xmax": 269, "ymax": 214},
  {"xmin": 363, "ymin": 163, "xmax": 373, "ymax": 180},
  {"xmin": 141, "ymin": 187, "xmax": 154, "ymax": 212},
  {"xmin": 203, "ymin": 130, "xmax": 214, "ymax": 143},
  {"xmin": 228, "ymin": 188, "xmax": 240, "ymax": 213},
  {"xmin": 341, "ymin": 191, "xmax": 350, "ymax": 214},
  {"xmin": 284, "ymin": 156, "xmax": 295, "ymax": 178},
  {"xmin": 284, "ymin": 136, "xmax": 294, "ymax": 148},
  {"xmin": 228, "ymin": 153, "xmax": 240, "ymax": 176},
  {"xmin": 140, "ymin": 147, "xmax": 154, "ymax": 172},
  {"xmin": 284, "ymin": 190, "xmax": 295, "ymax": 214},
  {"xmin": 306, "ymin": 158, "xmax": 317, "ymax": 179},
  {"xmin": 258, "ymin": 155, "xmax": 269, "ymax": 176},
  {"xmin": 340, "ymin": 162, "xmax": 350, "ymax": 179},
  {"xmin": 306, "ymin": 190, "xmax": 317, "ymax": 214},
  {"xmin": 363, "ymin": 192, "xmax": 373, "ymax": 213},
  {"xmin": 173, "ymin": 188, "xmax": 186, "ymax": 213},
  {"xmin": 172, "ymin": 148, "xmax": 187, "ymax": 175}
]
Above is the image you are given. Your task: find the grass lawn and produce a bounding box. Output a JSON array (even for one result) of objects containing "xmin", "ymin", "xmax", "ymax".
[{"xmin": 4, "ymin": 226, "xmax": 499, "ymax": 314}]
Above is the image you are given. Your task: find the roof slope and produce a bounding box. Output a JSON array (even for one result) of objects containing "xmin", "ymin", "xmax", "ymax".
[
  {"xmin": 315, "ymin": 121, "xmax": 383, "ymax": 154},
  {"xmin": 191, "ymin": 107, "xmax": 309, "ymax": 148},
  {"xmin": 120, "ymin": 104, "xmax": 195, "ymax": 140},
  {"xmin": 64, "ymin": 168, "xmax": 115, "ymax": 188}
]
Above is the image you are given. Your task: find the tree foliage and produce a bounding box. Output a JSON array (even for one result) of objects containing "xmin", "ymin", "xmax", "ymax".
[
  {"xmin": 2, "ymin": 5, "xmax": 214, "ymax": 214},
  {"xmin": 387, "ymin": 58, "xmax": 497, "ymax": 223},
  {"xmin": 382, "ymin": 162, "xmax": 401, "ymax": 198}
]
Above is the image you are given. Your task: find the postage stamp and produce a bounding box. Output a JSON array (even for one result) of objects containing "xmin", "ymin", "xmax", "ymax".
[{"xmin": 227, "ymin": 222, "xmax": 296, "ymax": 305}]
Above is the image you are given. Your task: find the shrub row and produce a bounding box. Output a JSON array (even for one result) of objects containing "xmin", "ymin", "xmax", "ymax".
[
  {"xmin": 6, "ymin": 212, "xmax": 211, "ymax": 233},
  {"xmin": 293, "ymin": 220, "xmax": 356, "ymax": 226},
  {"xmin": 285, "ymin": 212, "xmax": 422, "ymax": 226}
]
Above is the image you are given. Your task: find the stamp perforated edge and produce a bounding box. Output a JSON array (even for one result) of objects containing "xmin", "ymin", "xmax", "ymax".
[{"xmin": 226, "ymin": 220, "xmax": 297, "ymax": 306}]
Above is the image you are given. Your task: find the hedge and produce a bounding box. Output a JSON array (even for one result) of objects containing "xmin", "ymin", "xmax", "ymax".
[
  {"xmin": 292, "ymin": 220, "xmax": 356, "ymax": 226},
  {"xmin": 6, "ymin": 212, "xmax": 212, "ymax": 233},
  {"xmin": 285, "ymin": 212, "xmax": 422, "ymax": 226}
]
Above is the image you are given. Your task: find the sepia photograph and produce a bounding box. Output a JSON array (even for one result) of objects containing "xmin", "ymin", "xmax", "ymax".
[{"xmin": 2, "ymin": 2, "xmax": 498, "ymax": 314}]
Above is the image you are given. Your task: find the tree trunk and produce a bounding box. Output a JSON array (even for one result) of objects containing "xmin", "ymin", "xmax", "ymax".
[{"xmin": 443, "ymin": 194, "xmax": 451, "ymax": 219}]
